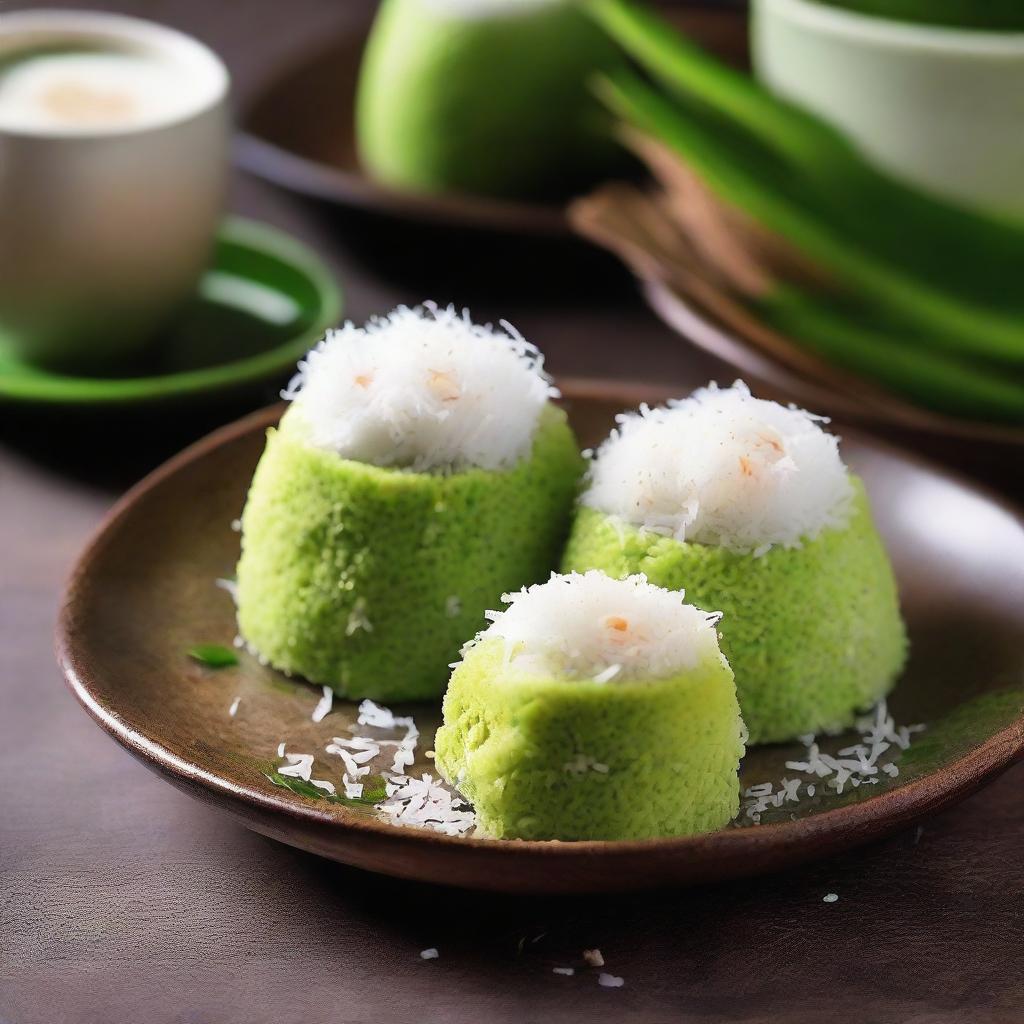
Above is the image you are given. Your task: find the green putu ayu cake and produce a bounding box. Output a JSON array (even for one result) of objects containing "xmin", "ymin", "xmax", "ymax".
[
  {"xmin": 562, "ymin": 382, "xmax": 907, "ymax": 744},
  {"xmin": 356, "ymin": 0, "xmax": 625, "ymax": 199},
  {"xmin": 235, "ymin": 304, "xmax": 583, "ymax": 701},
  {"xmin": 435, "ymin": 571, "xmax": 745, "ymax": 840}
]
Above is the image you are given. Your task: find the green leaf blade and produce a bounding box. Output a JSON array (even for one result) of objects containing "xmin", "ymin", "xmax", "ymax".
[{"xmin": 188, "ymin": 644, "xmax": 240, "ymax": 669}]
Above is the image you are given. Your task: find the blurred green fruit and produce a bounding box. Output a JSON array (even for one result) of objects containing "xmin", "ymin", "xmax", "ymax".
[{"xmin": 357, "ymin": 0, "xmax": 627, "ymax": 200}]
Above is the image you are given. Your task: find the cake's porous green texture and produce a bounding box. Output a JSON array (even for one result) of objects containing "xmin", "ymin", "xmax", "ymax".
[
  {"xmin": 561, "ymin": 478, "xmax": 907, "ymax": 743},
  {"xmin": 435, "ymin": 639, "xmax": 744, "ymax": 840},
  {"xmin": 235, "ymin": 404, "xmax": 583, "ymax": 701},
  {"xmin": 356, "ymin": 0, "xmax": 627, "ymax": 199}
]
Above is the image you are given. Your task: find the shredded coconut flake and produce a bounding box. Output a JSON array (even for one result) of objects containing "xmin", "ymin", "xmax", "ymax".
[
  {"xmin": 357, "ymin": 699, "xmax": 398, "ymax": 729},
  {"xmin": 345, "ymin": 597, "xmax": 373, "ymax": 637},
  {"xmin": 311, "ymin": 685, "xmax": 333, "ymax": 723},
  {"xmin": 318, "ymin": 701, "xmax": 475, "ymax": 834},
  {"xmin": 463, "ymin": 571, "xmax": 724, "ymax": 683},
  {"xmin": 380, "ymin": 772, "xmax": 476, "ymax": 836},
  {"xmin": 581, "ymin": 381, "xmax": 853, "ymax": 554},
  {"xmin": 598, "ymin": 973, "xmax": 624, "ymax": 988},
  {"xmin": 553, "ymin": 967, "xmax": 575, "ymax": 976},
  {"xmin": 741, "ymin": 699, "xmax": 924, "ymax": 822},
  {"xmin": 228, "ymin": 697, "xmax": 241, "ymax": 717},
  {"xmin": 564, "ymin": 754, "xmax": 610, "ymax": 775},
  {"xmin": 419, "ymin": 948, "xmax": 439, "ymax": 960},
  {"xmin": 283, "ymin": 303, "xmax": 556, "ymax": 472},
  {"xmin": 277, "ymin": 753, "xmax": 314, "ymax": 782}
]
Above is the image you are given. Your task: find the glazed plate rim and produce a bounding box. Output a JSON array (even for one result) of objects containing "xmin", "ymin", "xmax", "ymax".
[{"xmin": 57, "ymin": 379, "xmax": 1024, "ymax": 871}]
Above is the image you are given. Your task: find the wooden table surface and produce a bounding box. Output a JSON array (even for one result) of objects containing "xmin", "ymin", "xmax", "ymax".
[{"xmin": 2, "ymin": 2, "xmax": 1021, "ymax": 1021}]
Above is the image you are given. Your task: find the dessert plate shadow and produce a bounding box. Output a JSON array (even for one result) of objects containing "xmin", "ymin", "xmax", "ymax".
[{"xmin": 57, "ymin": 380, "xmax": 1024, "ymax": 893}]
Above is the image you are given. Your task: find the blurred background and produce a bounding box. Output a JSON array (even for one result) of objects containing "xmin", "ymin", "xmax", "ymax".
[{"xmin": 3, "ymin": 0, "xmax": 1021, "ymax": 493}]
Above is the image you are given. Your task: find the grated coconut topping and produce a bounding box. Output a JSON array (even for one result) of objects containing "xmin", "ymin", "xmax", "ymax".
[
  {"xmin": 581, "ymin": 381, "xmax": 853, "ymax": 554},
  {"xmin": 283, "ymin": 303, "xmax": 556, "ymax": 473},
  {"xmin": 462, "ymin": 570, "xmax": 724, "ymax": 683}
]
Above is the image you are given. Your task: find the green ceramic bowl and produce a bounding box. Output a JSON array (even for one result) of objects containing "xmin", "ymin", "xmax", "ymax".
[{"xmin": 0, "ymin": 217, "xmax": 342, "ymax": 406}]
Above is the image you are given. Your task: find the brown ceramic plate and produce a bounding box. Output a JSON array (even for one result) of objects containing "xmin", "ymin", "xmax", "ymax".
[
  {"xmin": 57, "ymin": 380, "xmax": 1024, "ymax": 893},
  {"xmin": 235, "ymin": 4, "xmax": 747, "ymax": 238}
]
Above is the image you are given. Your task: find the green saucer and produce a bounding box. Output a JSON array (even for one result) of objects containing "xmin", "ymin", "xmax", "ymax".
[{"xmin": 0, "ymin": 218, "xmax": 342, "ymax": 406}]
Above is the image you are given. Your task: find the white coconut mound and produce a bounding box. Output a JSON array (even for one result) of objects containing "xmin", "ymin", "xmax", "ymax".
[
  {"xmin": 283, "ymin": 303, "xmax": 556, "ymax": 472},
  {"xmin": 581, "ymin": 381, "xmax": 853, "ymax": 554},
  {"xmin": 465, "ymin": 570, "xmax": 724, "ymax": 683}
]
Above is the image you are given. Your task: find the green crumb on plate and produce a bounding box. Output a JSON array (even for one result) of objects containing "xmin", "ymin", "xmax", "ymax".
[{"xmin": 188, "ymin": 644, "xmax": 240, "ymax": 669}]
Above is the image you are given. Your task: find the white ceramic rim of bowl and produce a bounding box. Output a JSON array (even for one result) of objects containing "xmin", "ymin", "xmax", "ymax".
[
  {"xmin": 762, "ymin": 0, "xmax": 1024, "ymax": 54},
  {"xmin": 0, "ymin": 8, "xmax": 229, "ymax": 139}
]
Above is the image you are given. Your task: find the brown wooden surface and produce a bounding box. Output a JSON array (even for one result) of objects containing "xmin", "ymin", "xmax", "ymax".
[{"xmin": 2, "ymin": 2, "xmax": 1023, "ymax": 1021}]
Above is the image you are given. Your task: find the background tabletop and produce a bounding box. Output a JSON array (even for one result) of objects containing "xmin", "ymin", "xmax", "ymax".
[{"xmin": 2, "ymin": 2, "xmax": 1021, "ymax": 1022}]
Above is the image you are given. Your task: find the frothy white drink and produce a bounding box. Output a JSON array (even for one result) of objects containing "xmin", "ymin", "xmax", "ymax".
[{"xmin": 0, "ymin": 51, "xmax": 205, "ymax": 134}]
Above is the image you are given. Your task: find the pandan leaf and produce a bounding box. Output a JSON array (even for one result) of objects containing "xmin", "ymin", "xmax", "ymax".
[
  {"xmin": 265, "ymin": 771, "xmax": 387, "ymax": 808},
  {"xmin": 762, "ymin": 290, "xmax": 1024, "ymax": 422},
  {"xmin": 587, "ymin": 0, "xmax": 1024, "ymax": 316},
  {"xmin": 598, "ymin": 71, "xmax": 1024, "ymax": 367},
  {"xmin": 188, "ymin": 644, "xmax": 239, "ymax": 669}
]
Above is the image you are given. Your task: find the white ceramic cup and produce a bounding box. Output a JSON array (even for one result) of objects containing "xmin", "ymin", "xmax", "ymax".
[
  {"xmin": 751, "ymin": 0, "xmax": 1024, "ymax": 218},
  {"xmin": 0, "ymin": 10, "xmax": 230, "ymax": 371}
]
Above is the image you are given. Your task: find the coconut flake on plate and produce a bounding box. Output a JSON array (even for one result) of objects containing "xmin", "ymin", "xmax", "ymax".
[
  {"xmin": 741, "ymin": 699, "xmax": 925, "ymax": 822},
  {"xmin": 311, "ymin": 685, "xmax": 333, "ymax": 723},
  {"xmin": 277, "ymin": 753, "xmax": 315, "ymax": 782},
  {"xmin": 380, "ymin": 773, "xmax": 476, "ymax": 837}
]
